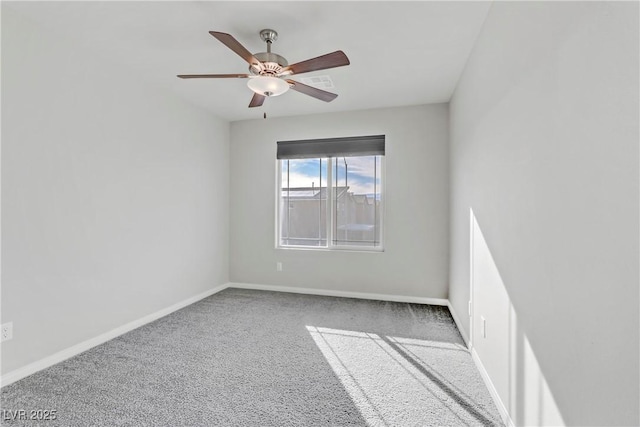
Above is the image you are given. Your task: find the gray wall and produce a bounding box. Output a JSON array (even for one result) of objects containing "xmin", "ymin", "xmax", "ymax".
[
  {"xmin": 230, "ymin": 105, "xmax": 449, "ymax": 299},
  {"xmin": 1, "ymin": 8, "xmax": 230, "ymax": 374},
  {"xmin": 449, "ymin": 2, "xmax": 639, "ymax": 425}
]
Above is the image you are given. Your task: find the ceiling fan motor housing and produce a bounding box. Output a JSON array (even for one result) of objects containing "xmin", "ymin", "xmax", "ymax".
[
  {"xmin": 250, "ymin": 52, "xmax": 288, "ymax": 76},
  {"xmin": 248, "ymin": 29, "xmax": 289, "ymax": 76}
]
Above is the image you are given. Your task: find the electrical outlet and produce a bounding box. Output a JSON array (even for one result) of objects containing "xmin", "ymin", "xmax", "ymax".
[
  {"xmin": 276, "ymin": 262, "xmax": 283, "ymax": 272},
  {"xmin": 1, "ymin": 322, "xmax": 13, "ymax": 342},
  {"xmin": 480, "ymin": 316, "xmax": 486, "ymax": 338}
]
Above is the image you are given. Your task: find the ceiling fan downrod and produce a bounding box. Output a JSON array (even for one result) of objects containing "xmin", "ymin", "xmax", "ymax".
[{"xmin": 260, "ymin": 29, "xmax": 278, "ymax": 53}]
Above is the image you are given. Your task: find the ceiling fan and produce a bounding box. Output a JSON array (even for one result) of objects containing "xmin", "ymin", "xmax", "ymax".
[{"xmin": 177, "ymin": 29, "xmax": 350, "ymax": 108}]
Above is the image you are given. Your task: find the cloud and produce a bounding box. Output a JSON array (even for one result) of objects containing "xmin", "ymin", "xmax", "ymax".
[
  {"xmin": 282, "ymin": 171, "xmax": 326, "ymax": 189},
  {"xmin": 341, "ymin": 156, "xmax": 381, "ymax": 180}
]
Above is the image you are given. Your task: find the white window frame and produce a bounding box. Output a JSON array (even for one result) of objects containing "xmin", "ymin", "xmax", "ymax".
[{"xmin": 275, "ymin": 156, "xmax": 384, "ymax": 252}]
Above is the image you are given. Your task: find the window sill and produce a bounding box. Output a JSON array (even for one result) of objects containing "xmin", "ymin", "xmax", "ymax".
[{"xmin": 276, "ymin": 245, "xmax": 384, "ymax": 253}]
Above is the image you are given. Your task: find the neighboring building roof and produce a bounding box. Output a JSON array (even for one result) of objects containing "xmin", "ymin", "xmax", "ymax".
[
  {"xmin": 353, "ymin": 194, "xmax": 374, "ymax": 205},
  {"xmin": 281, "ymin": 186, "xmax": 349, "ymax": 200}
]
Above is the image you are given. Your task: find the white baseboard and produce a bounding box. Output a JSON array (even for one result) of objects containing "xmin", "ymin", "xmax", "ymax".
[
  {"xmin": 228, "ymin": 282, "xmax": 449, "ymax": 306},
  {"xmin": 471, "ymin": 347, "xmax": 514, "ymax": 427},
  {"xmin": 447, "ymin": 301, "xmax": 470, "ymax": 347},
  {"xmin": 0, "ymin": 283, "xmax": 230, "ymax": 388}
]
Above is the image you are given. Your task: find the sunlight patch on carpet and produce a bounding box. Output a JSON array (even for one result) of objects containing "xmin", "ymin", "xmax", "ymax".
[{"xmin": 306, "ymin": 325, "xmax": 502, "ymax": 426}]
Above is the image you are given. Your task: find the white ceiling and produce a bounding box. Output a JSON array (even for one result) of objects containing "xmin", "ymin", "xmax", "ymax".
[{"xmin": 6, "ymin": 1, "xmax": 491, "ymax": 122}]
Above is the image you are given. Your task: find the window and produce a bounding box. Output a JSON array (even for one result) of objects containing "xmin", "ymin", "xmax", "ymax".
[{"xmin": 277, "ymin": 135, "xmax": 384, "ymax": 250}]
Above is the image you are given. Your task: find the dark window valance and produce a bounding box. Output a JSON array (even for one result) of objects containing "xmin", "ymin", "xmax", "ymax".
[{"xmin": 277, "ymin": 135, "xmax": 385, "ymax": 159}]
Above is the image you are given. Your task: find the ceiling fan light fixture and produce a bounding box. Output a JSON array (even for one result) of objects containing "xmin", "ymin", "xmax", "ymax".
[{"xmin": 247, "ymin": 76, "xmax": 289, "ymax": 97}]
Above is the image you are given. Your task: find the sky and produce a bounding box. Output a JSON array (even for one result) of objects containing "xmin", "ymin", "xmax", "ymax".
[{"xmin": 282, "ymin": 156, "xmax": 381, "ymax": 196}]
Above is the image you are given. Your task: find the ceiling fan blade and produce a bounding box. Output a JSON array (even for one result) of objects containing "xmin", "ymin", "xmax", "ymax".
[
  {"xmin": 286, "ymin": 80, "xmax": 338, "ymax": 102},
  {"xmin": 209, "ymin": 31, "xmax": 262, "ymax": 70},
  {"xmin": 249, "ymin": 93, "xmax": 266, "ymax": 108},
  {"xmin": 281, "ymin": 51, "xmax": 350, "ymax": 76},
  {"xmin": 177, "ymin": 74, "xmax": 250, "ymax": 79}
]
